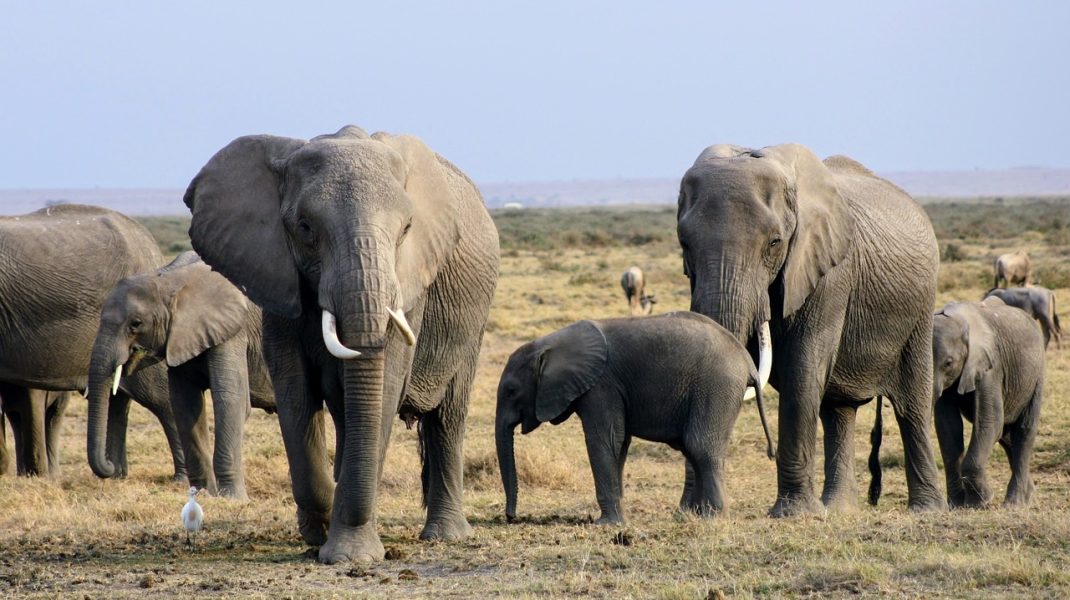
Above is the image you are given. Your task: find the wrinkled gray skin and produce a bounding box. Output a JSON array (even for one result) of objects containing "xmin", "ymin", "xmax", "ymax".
[
  {"xmin": 677, "ymin": 144, "xmax": 946, "ymax": 516},
  {"xmin": 185, "ymin": 126, "xmax": 499, "ymax": 563},
  {"xmin": 496, "ymin": 312, "xmax": 774, "ymax": 524},
  {"xmin": 87, "ymin": 251, "xmax": 275, "ymax": 499},
  {"xmin": 984, "ymin": 286, "xmax": 1061, "ymax": 349},
  {"xmin": 932, "ymin": 298, "xmax": 1045, "ymax": 507},
  {"xmin": 620, "ymin": 266, "xmax": 656, "ymax": 315},
  {"xmin": 0, "ymin": 204, "xmax": 185, "ymax": 480},
  {"xmin": 993, "ymin": 251, "xmax": 1031, "ymax": 288},
  {"xmin": 0, "ymin": 387, "xmax": 71, "ymax": 477}
]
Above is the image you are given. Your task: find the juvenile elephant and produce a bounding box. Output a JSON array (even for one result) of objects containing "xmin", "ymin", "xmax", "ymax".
[
  {"xmin": 496, "ymin": 312, "xmax": 774, "ymax": 524},
  {"xmin": 620, "ymin": 266, "xmax": 656, "ymax": 316},
  {"xmin": 185, "ymin": 126, "xmax": 499, "ymax": 563},
  {"xmin": 677, "ymin": 144, "xmax": 945, "ymax": 516},
  {"xmin": 932, "ymin": 298, "xmax": 1045, "ymax": 507},
  {"xmin": 984, "ymin": 286, "xmax": 1061, "ymax": 349},
  {"xmin": 0, "ymin": 387, "xmax": 71, "ymax": 476},
  {"xmin": 87, "ymin": 252, "xmax": 275, "ymax": 499},
  {"xmin": 994, "ymin": 251, "xmax": 1031, "ymax": 288},
  {"xmin": 0, "ymin": 204, "xmax": 185, "ymax": 480}
]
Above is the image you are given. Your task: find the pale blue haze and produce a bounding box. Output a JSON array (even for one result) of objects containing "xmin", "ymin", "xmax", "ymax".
[{"xmin": 1, "ymin": 1, "xmax": 1067, "ymax": 187}]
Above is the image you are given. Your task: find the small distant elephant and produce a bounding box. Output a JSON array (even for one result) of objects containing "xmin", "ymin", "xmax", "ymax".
[
  {"xmin": 993, "ymin": 251, "xmax": 1031, "ymax": 288},
  {"xmin": 496, "ymin": 312, "xmax": 774, "ymax": 524},
  {"xmin": 984, "ymin": 286, "xmax": 1061, "ymax": 349},
  {"xmin": 620, "ymin": 266, "xmax": 656, "ymax": 315},
  {"xmin": 87, "ymin": 252, "xmax": 275, "ymax": 499},
  {"xmin": 0, "ymin": 387, "xmax": 71, "ymax": 477},
  {"xmin": 932, "ymin": 298, "xmax": 1045, "ymax": 508}
]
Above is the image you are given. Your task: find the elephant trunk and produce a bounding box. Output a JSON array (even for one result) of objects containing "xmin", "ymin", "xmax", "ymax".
[
  {"xmin": 496, "ymin": 415, "xmax": 519, "ymax": 521},
  {"xmin": 87, "ymin": 331, "xmax": 126, "ymax": 479},
  {"xmin": 339, "ymin": 353, "xmax": 385, "ymax": 526}
]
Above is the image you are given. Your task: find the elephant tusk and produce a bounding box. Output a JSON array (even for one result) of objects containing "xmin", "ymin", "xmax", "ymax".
[
  {"xmin": 388, "ymin": 307, "xmax": 417, "ymax": 346},
  {"xmin": 321, "ymin": 310, "xmax": 362, "ymax": 359},
  {"xmin": 111, "ymin": 364, "xmax": 123, "ymax": 396},
  {"xmin": 743, "ymin": 321, "xmax": 772, "ymax": 401}
]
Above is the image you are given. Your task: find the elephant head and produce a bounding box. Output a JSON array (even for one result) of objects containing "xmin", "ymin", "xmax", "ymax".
[
  {"xmin": 183, "ymin": 126, "xmax": 458, "ymax": 528},
  {"xmin": 496, "ymin": 321, "xmax": 608, "ymax": 520},
  {"xmin": 86, "ymin": 251, "xmax": 251, "ymax": 478},
  {"xmin": 932, "ymin": 303, "xmax": 994, "ymax": 398},
  {"xmin": 676, "ymin": 144, "xmax": 855, "ymax": 392}
]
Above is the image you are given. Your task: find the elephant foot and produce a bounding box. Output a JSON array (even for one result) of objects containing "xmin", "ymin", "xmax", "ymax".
[
  {"xmin": 957, "ymin": 478, "xmax": 992, "ymax": 509},
  {"xmin": 907, "ymin": 494, "xmax": 948, "ymax": 512},
  {"xmin": 216, "ymin": 482, "xmax": 249, "ymax": 501},
  {"xmin": 821, "ymin": 492, "xmax": 860, "ymax": 513},
  {"xmin": 1003, "ymin": 479, "xmax": 1034, "ymax": 508},
  {"xmin": 297, "ymin": 507, "xmax": 330, "ymax": 547},
  {"xmin": 319, "ymin": 522, "xmax": 384, "ymax": 564},
  {"xmin": 420, "ymin": 512, "xmax": 474, "ymax": 541},
  {"xmin": 769, "ymin": 494, "xmax": 824, "ymax": 518},
  {"xmin": 593, "ymin": 514, "xmax": 625, "ymax": 526}
]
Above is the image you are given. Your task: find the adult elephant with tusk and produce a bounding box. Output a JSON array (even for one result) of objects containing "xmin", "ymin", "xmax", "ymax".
[
  {"xmin": 184, "ymin": 126, "xmax": 500, "ymax": 564},
  {"xmin": 677, "ymin": 144, "xmax": 946, "ymax": 516}
]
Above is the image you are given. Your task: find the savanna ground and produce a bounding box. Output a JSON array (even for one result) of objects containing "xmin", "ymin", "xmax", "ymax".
[{"xmin": 2, "ymin": 198, "xmax": 1069, "ymax": 598}]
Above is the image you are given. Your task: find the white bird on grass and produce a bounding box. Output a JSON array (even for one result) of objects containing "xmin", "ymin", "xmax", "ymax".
[{"xmin": 181, "ymin": 486, "xmax": 204, "ymax": 551}]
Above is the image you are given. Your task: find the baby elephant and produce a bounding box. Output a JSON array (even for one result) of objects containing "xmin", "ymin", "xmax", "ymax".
[
  {"xmin": 496, "ymin": 312, "xmax": 774, "ymax": 524},
  {"xmin": 933, "ymin": 298, "xmax": 1045, "ymax": 508},
  {"xmin": 620, "ymin": 266, "xmax": 656, "ymax": 315},
  {"xmin": 984, "ymin": 286, "xmax": 1061, "ymax": 349}
]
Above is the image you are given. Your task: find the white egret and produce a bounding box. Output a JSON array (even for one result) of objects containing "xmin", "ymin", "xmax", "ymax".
[{"xmin": 181, "ymin": 486, "xmax": 204, "ymax": 550}]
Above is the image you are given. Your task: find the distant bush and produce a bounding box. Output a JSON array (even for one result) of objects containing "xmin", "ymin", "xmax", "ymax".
[{"xmin": 940, "ymin": 241, "xmax": 967, "ymax": 262}]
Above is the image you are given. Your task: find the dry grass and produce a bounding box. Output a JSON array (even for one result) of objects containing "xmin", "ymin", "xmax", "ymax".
[{"xmin": 2, "ymin": 200, "xmax": 1069, "ymax": 598}]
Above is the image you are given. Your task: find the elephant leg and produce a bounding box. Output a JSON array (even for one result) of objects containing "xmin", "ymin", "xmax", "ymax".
[
  {"xmin": 205, "ymin": 340, "xmax": 252, "ymax": 500},
  {"xmin": 169, "ymin": 373, "xmax": 217, "ymax": 494},
  {"xmin": 579, "ymin": 408, "xmax": 628, "ymax": 525},
  {"xmin": 1003, "ymin": 388, "xmax": 1041, "ymax": 507},
  {"xmin": 14, "ymin": 388, "xmax": 48, "ymax": 477},
  {"xmin": 770, "ymin": 364, "xmax": 831, "ymax": 517},
  {"xmin": 677, "ymin": 458, "xmax": 696, "ymax": 514},
  {"xmin": 820, "ymin": 400, "xmax": 859, "ymax": 511},
  {"xmin": 420, "ymin": 354, "xmax": 476, "ymax": 541},
  {"xmin": 959, "ymin": 382, "xmax": 1003, "ymax": 508},
  {"xmin": 934, "ymin": 397, "xmax": 966, "ymax": 507},
  {"xmin": 127, "ymin": 371, "xmax": 187, "ymax": 482},
  {"xmin": 887, "ymin": 324, "xmax": 947, "ymax": 512},
  {"xmin": 0, "ymin": 409, "xmax": 9, "ymax": 476},
  {"xmin": 45, "ymin": 392, "xmax": 70, "ymax": 476}
]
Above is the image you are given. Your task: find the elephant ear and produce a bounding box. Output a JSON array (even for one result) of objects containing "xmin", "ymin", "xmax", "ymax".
[
  {"xmin": 755, "ymin": 144, "xmax": 856, "ymax": 318},
  {"xmin": 952, "ymin": 304, "xmax": 996, "ymax": 395},
  {"xmin": 372, "ymin": 132, "xmax": 462, "ymax": 311},
  {"xmin": 534, "ymin": 321, "xmax": 609, "ymax": 423},
  {"xmin": 183, "ymin": 134, "xmax": 307, "ymax": 318},
  {"xmin": 165, "ymin": 254, "xmax": 251, "ymax": 367}
]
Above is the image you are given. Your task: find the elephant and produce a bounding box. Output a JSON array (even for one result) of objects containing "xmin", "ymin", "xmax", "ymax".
[
  {"xmin": 86, "ymin": 251, "xmax": 276, "ymax": 499},
  {"xmin": 496, "ymin": 312, "xmax": 774, "ymax": 524},
  {"xmin": 932, "ymin": 298, "xmax": 1045, "ymax": 507},
  {"xmin": 620, "ymin": 266, "xmax": 656, "ymax": 315},
  {"xmin": 0, "ymin": 387, "xmax": 71, "ymax": 477},
  {"xmin": 677, "ymin": 144, "xmax": 946, "ymax": 516},
  {"xmin": 984, "ymin": 286, "xmax": 1061, "ymax": 349},
  {"xmin": 184, "ymin": 126, "xmax": 500, "ymax": 563},
  {"xmin": 993, "ymin": 251, "xmax": 1031, "ymax": 288},
  {"xmin": 0, "ymin": 204, "xmax": 186, "ymax": 480}
]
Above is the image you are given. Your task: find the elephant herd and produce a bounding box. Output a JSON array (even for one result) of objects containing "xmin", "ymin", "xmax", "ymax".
[{"xmin": 0, "ymin": 127, "xmax": 1061, "ymax": 565}]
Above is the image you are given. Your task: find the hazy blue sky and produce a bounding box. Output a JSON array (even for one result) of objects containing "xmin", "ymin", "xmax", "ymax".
[{"xmin": 2, "ymin": 1, "xmax": 1068, "ymax": 188}]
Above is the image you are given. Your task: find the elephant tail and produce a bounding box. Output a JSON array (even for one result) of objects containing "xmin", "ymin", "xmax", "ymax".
[
  {"xmin": 1053, "ymin": 293, "xmax": 1061, "ymax": 334},
  {"xmin": 417, "ymin": 416, "xmax": 429, "ymax": 508},
  {"xmin": 867, "ymin": 397, "xmax": 884, "ymax": 506},
  {"xmin": 749, "ymin": 371, "xmax": 775, "ymax": 460}
]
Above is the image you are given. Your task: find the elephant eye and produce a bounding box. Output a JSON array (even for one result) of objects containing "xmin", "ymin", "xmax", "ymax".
[
  {"xmin": 129, "ymin": 318, "xmax": 143, "ymax": 331},
  {"xmin": 769, "ymin": 237, "xmax": 781, "ymax": 249},
  {"xmin": 297, "ymin": 219, "xmax": 315, "ymax": 245},
  {"xmin": 398, "ymin": 220, "xmax": 412, "ymax": 246}
]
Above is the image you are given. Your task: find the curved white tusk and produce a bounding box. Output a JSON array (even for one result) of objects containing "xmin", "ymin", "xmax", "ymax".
[
  {"xmin": 388, "ymin": 307, "xmax": 417, "ymax": 346},
  {"xmin": 743, "ymin": 321, "xmax": 772, "ymax": 401},
  {"xmin": 321, "ymin": 310, "xmax": 362, "ymax": 359},
  {"xmin": 111, "ymin": 364, "xmax": 123, "ymax": 396}
]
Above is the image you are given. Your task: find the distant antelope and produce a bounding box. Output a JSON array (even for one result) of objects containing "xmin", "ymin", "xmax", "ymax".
[
  {"xmin": 994, "ymin": 251, "xmax": 1031, "ymax": 288},
  {"xmin": 621, "ymin": 266, "xmax": 656, "ymax": 315}
]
